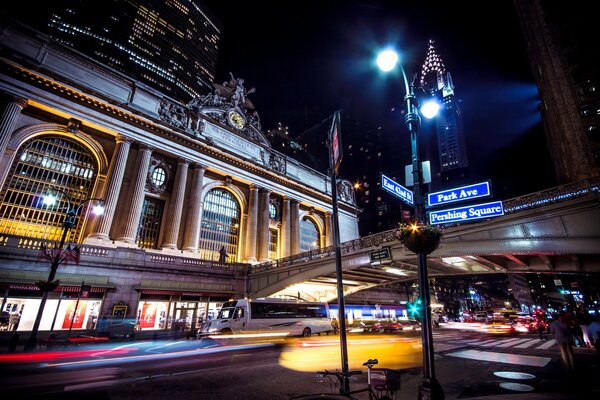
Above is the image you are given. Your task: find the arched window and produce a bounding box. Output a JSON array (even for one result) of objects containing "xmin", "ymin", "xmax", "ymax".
[
  {"xmin": 299, "ymin": 216, "xmax": 320, "ymax": 252},
  {"xmin": 198, "ymin": 188, "xmax": 241, "ymax": 261},
  {"xmin": 0, "ymin": 135, "xmax": 97, "ymax": 241}
]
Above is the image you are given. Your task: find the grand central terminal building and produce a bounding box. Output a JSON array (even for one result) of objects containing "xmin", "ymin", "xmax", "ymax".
[{"xmin": 0, "ymin": 22, "xmax": 360, "ymax": 336}]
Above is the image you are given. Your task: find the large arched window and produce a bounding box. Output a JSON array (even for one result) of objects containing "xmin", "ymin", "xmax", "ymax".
[
  {"xmin": 0, "ymin": 135, "xmax": 97, "ymax": 241},
  {"xmin": 198, "ymin": 188, "xmax": 241, "ymax": 261},
  {"xmin": 299, "ymin": 216, "xmax": 320, "ymax": 252}
]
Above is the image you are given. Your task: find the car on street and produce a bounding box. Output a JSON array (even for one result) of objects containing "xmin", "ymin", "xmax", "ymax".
[
  {"xmin": 512, "ymin": 316, "xmax": 549, "ymax": 334},
  {"xmin": 482, "ymin": 319, "xmax": 516, "ymax": 334}
]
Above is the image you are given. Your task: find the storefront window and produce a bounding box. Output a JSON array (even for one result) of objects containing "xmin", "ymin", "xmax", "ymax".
[{"xmin": 2, "ymin": 297, "xmax": 101, "ymax": 332}]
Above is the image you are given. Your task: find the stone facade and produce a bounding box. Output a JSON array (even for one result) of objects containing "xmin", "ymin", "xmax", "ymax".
[{"xmin": 0, "ymin": 22, "xmax": 359, "ymax": 336}]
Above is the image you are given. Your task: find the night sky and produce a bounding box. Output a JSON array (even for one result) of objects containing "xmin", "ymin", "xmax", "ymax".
[{"xmin": 204, "ymin": 0, "xmax": 557, "ymax": 198}]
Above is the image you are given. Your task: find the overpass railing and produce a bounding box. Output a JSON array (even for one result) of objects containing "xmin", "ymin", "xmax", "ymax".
[
  {"xmin": 502, "ymin": 177, "xmax": 599, "ymax": 213},
  {"xmin": 251, "ymin": 177, "xmax": 599, "ymax": 274}
]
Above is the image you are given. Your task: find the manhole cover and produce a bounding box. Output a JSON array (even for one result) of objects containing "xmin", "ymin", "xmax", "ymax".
[
  {"xmin": 493, "ymin": 371, "xmax": 536, "ymax": 380},
  {"xmin": 499, "ymin": 382, "xmax": 535, "ymax": 392}
]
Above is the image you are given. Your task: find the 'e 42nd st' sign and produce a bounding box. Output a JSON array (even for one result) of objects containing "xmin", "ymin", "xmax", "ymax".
[
  {"xmin": 429, "ymin": 201, "xmax": 504, "ymax": 225},
  {"xmin": 427, "ymin": 181, "xmax": 491, "ymax": 207},
  {"xmin": 381, "ymin": 174, "xmax": 413, "ymax": 205}
]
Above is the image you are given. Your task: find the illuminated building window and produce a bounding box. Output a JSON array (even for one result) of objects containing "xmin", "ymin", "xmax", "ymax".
[
  {"xmin": 151, "ymin": 166, "xmax": 166, "ymax": 187},
  {"xmin": 198, "ymin": 188, "xmax": 240, "ymax": 261},
  {"xmin": 300, "ymin": 217, "xmax": 320, "ymax": 252},
  {"xmin": 0, "ymin": 135, "xmax": 97, "ymax": 242},
  {"xmin": 268, "ymin": 228, "xmax": 279, "ymax": 260},
  {"xmin": 136, "ymin": 197, "xmax": 164, "ymax": 249}
]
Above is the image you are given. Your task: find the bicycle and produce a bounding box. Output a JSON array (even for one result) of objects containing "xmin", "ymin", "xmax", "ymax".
[{"xmin": 289, "ymin": 359, "xmax": 400, "ymax": 400}]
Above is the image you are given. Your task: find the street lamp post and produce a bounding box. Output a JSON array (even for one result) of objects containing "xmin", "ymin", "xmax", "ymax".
[
  {"xmin": 23, "ymin": 190, "xmax": 104, "ymax": 352},
  {"xmin": 377, "ymin": 49, "xmax": 444, "ymax": 400}
]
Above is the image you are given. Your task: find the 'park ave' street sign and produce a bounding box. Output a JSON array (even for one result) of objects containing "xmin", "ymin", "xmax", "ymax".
[
  {"xmin": 381, "ymin": 174, "xmax": 414, "ymax": 205},
  {"xmin": 427, "ymin": 181, "xmax": 491, "ymax": 207},
  {"xmin": 429, "ymin": 200, "xmax": 504, "ymax": 225}
]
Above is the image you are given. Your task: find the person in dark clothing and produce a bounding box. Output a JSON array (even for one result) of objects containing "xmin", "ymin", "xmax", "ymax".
[{"xmin": 218, "ymin": 246, "xmax": 228, "ymax": 263}]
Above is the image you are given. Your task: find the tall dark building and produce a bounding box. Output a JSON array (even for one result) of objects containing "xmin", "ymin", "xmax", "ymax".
[
  {"xmin": 419, "ymin": 40, "xmax": 469, "ymax": 190},
  {"xmin": 514, "ymin": 0, "xmax": 600, "ymax": 183},
  {"xmin": 3, "ymin": 0, "xmax": 221, "ymax": 103}
]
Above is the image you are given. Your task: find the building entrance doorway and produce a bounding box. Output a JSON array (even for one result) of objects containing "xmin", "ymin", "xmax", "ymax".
[{"xmin": 172, "ymin": 302, "xmax": 198, "ymax": 334}]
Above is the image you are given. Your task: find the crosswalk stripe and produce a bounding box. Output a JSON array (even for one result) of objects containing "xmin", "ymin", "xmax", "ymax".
[
  {"xmin": 446, "ymin": 349, "xmax": 552, "ymax": 367},
  {"xmin": 514, "ymin": 338, "xmax": 542, "ymax": 348},
  {"xmin": 468, "ymin": 339, "xmax": 497, "ymax": 346},
  {"xmin": 536, "ymin": 339, "xmax": 556, "ymax": 349},
  {"xmin": 496, "ymin": 338, "xmax": 531, "ymax": 347},
  {"xmin": 480, "ymin": 338, "xmax": 513, "ymax": 347}
]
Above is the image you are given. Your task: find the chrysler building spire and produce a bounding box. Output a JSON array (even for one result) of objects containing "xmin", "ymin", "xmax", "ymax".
[{"xmin": 420, "ymin": 39, "xmax": 447, "ymax": 94}]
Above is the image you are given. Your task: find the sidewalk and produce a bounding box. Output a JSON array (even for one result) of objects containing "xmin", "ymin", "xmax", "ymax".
[{"xmin": 398, "ymin": 345, "xmax": 600, "ymax": 400}]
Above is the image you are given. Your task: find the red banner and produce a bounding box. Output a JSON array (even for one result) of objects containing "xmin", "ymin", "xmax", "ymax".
[
  {"xmin": 139, "ymin": 303, "xmax": 157, "ymax": 329},
  {"xmin": 62, "ymin": 301, "xmax": 87, "ymax": 329}
]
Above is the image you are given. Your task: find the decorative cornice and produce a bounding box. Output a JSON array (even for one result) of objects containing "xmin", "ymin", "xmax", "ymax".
[{"xmin": 0, "ymin": 60, "xmax": 360, "ymax": 214}]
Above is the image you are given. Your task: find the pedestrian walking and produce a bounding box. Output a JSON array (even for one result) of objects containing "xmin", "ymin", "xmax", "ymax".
[{"xmin": 551, "ymin": 313, "xmax": 575, "ymax": 372}]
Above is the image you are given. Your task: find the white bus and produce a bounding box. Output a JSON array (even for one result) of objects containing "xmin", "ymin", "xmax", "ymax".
[{"xmin": 199, "ymin": 298, "xmax": 333, "ymax": 337}]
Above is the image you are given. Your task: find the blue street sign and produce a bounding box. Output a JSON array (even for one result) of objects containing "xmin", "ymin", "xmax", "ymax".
[
  {"xmin": 428, "ymin": 181, "xmax": 491, "ymax": 207},
  {"xmin": 381, "ymin": 174, "xmax": 413, "ymax": 205},
  {"xmin": 428, "ymin": 200, "xmax": 504, "ymax": 225}
]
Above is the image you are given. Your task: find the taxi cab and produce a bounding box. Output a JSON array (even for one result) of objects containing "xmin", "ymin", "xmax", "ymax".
[{"xmin": 483, "ymin": 319, "xmax": 516, "ymax": 334}]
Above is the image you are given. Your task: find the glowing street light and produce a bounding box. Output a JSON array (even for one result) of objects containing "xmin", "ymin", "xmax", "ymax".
[
  {"xmin": 376, "ymin": 47, "xmax": 443, "ymax": 400},
  {"xmin": 23, "ymin": 189, "xmax": 104, "ymax": 352}
]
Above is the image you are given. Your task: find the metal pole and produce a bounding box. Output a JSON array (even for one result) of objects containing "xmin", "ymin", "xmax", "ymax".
[
  {"xmin": 402, "ymin": 70, "xmax": 444, "ymax": 400},
  {"xmin": 328, "ymin": 111, "xmax": 350, "ymax": 394}
]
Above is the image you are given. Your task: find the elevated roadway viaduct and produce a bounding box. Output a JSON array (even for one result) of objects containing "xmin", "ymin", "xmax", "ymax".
[{"xmin": 248, "ymin": 179, "xmax": 600, "ymax": 300}]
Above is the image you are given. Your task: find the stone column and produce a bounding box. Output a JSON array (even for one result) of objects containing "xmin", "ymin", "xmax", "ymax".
[
  {"xmin": 182, "ymin": 164, "xmax": 206, "ymax": 252},
  {"xmin": 115, "ymin": 145, "xmax": 153, "ymax": 243},
  {"xmin": 243, "ymin": 185, "xmax": 259, "ymax": 262},
  {"xmin": 0, "ymin": 96, "xmax": 27, "ymax": 157},
  {"xmin": 257, "ymin": 188, "xmax": 271, "ymax": 261},
  {"xmin": 87, "ymin": 135, "xmax": 132, "ymax": 241},
  {"xmin": 325, "ymin": 212, "xmax": 333, "ymax": 247},
  {"xmin": 280, "ymin": 197, "xmax": 291, "ymax": 258},
  {"xmin": 290, "ymin": 199, "xmax": 300, "ymax": 255},
  {"xmin": 161, "ymin": 158, "xmax": 189, "ymax": 250}
]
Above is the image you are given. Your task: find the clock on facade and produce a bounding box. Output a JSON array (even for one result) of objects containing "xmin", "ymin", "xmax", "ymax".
[{"xmin": 227, "ymin": 109, "xmax": 246, "ymax": 130}]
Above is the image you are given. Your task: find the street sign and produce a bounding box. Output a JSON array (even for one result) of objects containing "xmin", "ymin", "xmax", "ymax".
[
  {"xmin": 553, "ymin": 279, "xmax": 563, "ymax": 286},
  {"xmin": 429, "ymin": 200, "xmax": 504, "ymax": 225},
  {"xmin": 370, "ymin": 246, "xmax": 392, "ymax": 265},
  {"xmin": 428, "ymin": 181, "xmax": 491, "ymax": 207},
  {"xmin": 381, "ymin": 174, "xmax": 413, "ymax": 205},
  {"xmin": 405, "ymin": 161, "xmax": 431, "ymax": 186}
]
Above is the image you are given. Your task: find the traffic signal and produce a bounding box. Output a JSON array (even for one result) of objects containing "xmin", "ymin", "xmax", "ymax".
[{"xmin": 408, "ymin": 299, "xmax": 422, "ymax": 318}]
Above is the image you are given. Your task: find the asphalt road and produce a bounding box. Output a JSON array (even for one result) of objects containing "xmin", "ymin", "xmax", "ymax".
[{"xmin": 2, "ymin": 327, "xmax": 599, "ymax": 400}]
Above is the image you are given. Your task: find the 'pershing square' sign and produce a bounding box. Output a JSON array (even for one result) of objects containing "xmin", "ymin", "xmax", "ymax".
[{"xmin": 428, "ymin": 201, "xmax": 504, "ymax": 225}]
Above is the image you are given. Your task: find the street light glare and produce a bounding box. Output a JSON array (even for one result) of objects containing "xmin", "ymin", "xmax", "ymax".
[
  {"xmin": 43, "ymin": 194, "xmax": 56, "ymax": 206},
  {"xmin": 92, "ymin": 204, "xmax": 105, "ymax": 215},
  {"xmin": 376, "ymin": 49, "xmax": 399, "ymax": 72},
  {"xmin": 421, "ymin": 99, "xmax": 440, "ymax": 119}
]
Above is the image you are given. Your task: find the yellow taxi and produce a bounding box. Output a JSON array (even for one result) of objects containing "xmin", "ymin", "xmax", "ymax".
[{"xmin": 278, "ymin": 333, "xmax": 423, "ymax": 372}]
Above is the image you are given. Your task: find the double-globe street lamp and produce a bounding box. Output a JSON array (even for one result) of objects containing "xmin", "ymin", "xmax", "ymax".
[
  {"xmin": 376, "ymin": 48, "xmax": 444, "ymax": 400},
  {"xmin": 23, "ymin": 189, "xmax": 104, "ymax": 352}
]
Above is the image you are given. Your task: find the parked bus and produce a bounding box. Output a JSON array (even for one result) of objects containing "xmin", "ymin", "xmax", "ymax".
[
  {"xmin": 328, "ymin": 303, "xmax": 408, "ymax": 323},
  {"xmin": 199, "ymin": 298, "xmax": 333, "ymax": 337}
]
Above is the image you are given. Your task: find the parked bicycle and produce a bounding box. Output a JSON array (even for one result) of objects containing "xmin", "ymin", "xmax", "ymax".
[{"xmin": 289, "ymin": 358, "xmax": 400, "ymax": 400}]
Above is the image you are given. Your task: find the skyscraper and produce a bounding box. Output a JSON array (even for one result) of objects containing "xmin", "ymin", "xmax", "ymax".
[
  {"xmin": 514, "ymin": 0, "xmax": 600, "ymax": 183},
  {"xmin": 4, "ymin": 0, "xmax": 221, "ymax": 103},
  {"xmin": 419, "ymin": 40, "xmax": 469, "ymax": 189}
]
